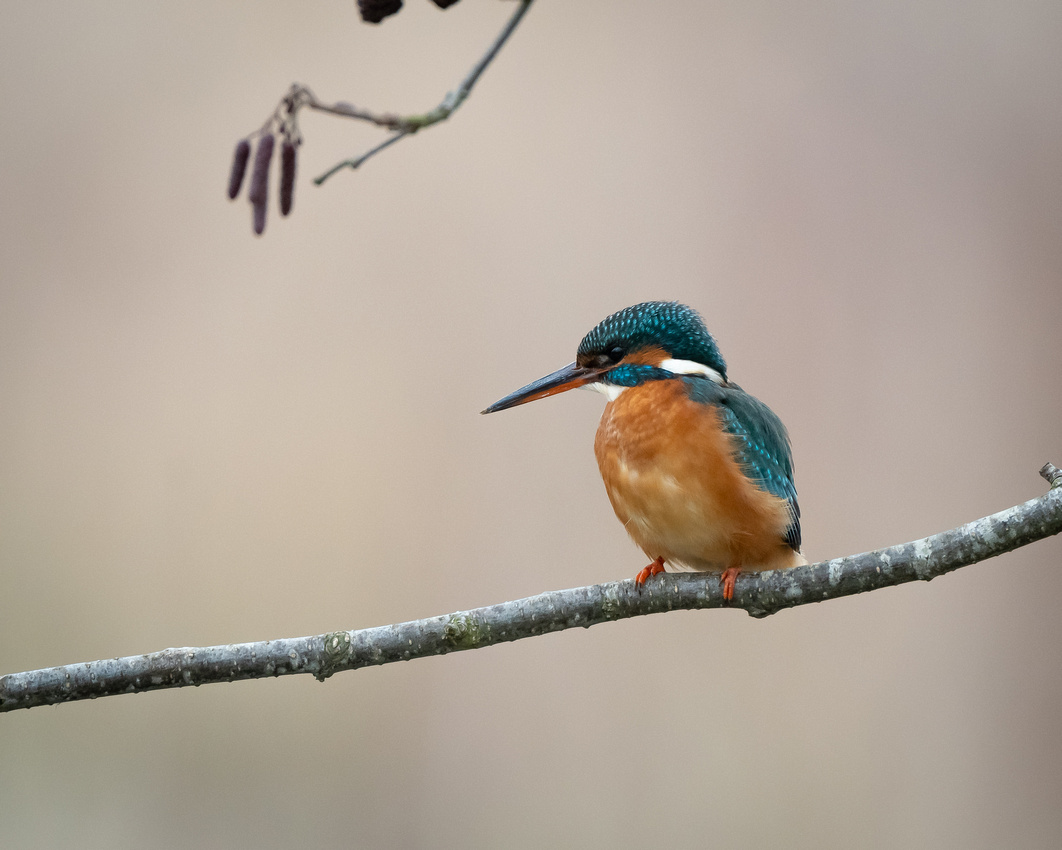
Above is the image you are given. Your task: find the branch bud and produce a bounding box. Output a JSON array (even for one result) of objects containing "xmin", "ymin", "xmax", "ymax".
[{"xmin": 358, "ymin": 0, "xmax": 402, "ymax": 24}]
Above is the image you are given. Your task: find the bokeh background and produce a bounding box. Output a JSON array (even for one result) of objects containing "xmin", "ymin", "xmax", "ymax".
[{"xmin": 2, "ymin": 1, "xmax": 1061, "ymax": 847}]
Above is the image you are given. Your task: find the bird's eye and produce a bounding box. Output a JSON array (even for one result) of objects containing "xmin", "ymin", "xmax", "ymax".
[{"xmin": 589, "ymin": 346, "xmax": 625, "ymax": 369}]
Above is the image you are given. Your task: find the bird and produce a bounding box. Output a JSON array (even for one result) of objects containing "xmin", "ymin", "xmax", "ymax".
[{"xmin": 481, "ymin": 301, "xmax": 805, "ymax": 602}]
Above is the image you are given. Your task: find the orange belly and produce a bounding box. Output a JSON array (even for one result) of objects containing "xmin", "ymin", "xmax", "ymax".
[{"xmin": 594, "ymin": 380, "xmax": 803, "ymax": 572}]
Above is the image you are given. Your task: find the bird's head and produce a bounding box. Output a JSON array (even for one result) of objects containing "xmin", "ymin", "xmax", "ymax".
[{"xmin": 482, "ymin": 301, "xmax": 727, "ymax": 413}]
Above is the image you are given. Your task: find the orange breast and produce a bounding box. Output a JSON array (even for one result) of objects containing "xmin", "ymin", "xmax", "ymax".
[{"xmin": 593, "ymin": 380, "xmax": 801, "ymax": 572}]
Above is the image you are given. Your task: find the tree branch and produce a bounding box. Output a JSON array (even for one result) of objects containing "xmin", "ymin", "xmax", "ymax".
[
  {"xmin": 227, "ymin": 1, "xmax": 535, "ymax": 234},
  {"xmin": 310, "ymin": 0, "xmax": 534, "ymax": 185},
  {"xmin": 3, "ymin": 464, "xmax": 1060, "ymax": 713}
]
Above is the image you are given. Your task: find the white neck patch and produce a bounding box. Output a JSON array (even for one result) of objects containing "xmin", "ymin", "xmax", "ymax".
[
  {"xmin": 658, "ymin": 358, "xmax": 725, "ymax": 384},
  {"xmin": 579, "ymin": 358, "xmax": 724, "ymax": 402}
]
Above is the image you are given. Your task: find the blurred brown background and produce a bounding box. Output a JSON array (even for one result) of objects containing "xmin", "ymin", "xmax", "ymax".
[{"xmin": 2, "ymin": 1, "xmax": 1061, "ymax": 847}]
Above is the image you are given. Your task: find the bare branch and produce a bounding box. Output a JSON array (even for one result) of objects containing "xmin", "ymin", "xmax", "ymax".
[
  {"xmin": 308, "ymin": 0, "xmax": 534, "ymax": 184},
  {"xmin": 3, "ymin": 464, "xmax": 1060, "ymax": 713},
  {"xmin": 226, "ymin": 1, "xmax": 534, "ymax": 233}
]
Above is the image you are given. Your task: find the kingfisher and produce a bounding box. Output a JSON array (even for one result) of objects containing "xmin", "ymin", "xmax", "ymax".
[{"xmin": 482, "ymin": 301, "xmax": 805, "ymax": 601}]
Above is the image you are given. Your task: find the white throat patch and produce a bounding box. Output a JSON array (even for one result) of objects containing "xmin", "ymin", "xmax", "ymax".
[{"xmin": 585, "ymin": 382, "xmax": 627, "ymax": 401}]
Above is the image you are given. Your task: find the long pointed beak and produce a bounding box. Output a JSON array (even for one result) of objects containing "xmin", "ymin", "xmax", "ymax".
[{"xmin": 481, "ymin": 362, "xmax": 604, "ymax": 414}]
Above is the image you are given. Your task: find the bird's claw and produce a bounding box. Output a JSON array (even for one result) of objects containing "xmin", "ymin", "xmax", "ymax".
[
  {"xmin": 634, "ymin": 557, "xmax": 666, "ymax": 587},
  {"xmin": 720, "ymin": 567, "xmax": 741, "ymax": 602}
]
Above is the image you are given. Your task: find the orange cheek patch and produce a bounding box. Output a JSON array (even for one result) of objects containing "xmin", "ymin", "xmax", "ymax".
[{"xmin": 618, "ymin": 346, "xmax": 670, "ymax": 367}]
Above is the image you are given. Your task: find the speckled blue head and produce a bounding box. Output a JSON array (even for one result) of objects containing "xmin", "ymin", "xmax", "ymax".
[{"xmin": 576, "ymin": 301, "xmax": 727, "ymax": 379}]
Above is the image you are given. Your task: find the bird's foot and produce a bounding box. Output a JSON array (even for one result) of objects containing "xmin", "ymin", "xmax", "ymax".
[
  {"xmin": 634, "ymin": 557, "xmax": 666, "ymax": 586},
  {"xmin": 720, "ymin": 567, "xmax": 741, "ymax": 603}
]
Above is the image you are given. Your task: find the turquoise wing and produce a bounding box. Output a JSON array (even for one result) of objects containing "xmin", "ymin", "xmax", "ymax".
[{"xmin": 684, "ymin": 377, "xmax": 801, "ymax": 551}]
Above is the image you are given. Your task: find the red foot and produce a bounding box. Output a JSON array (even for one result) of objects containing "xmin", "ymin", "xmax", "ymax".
[
  {"xmin": 635, "ymin": 557, "xmax": 666, "ymax": 586},
  {"xmin": 720, "ymin": 567, "xmax": 741, "ymax": 602}
]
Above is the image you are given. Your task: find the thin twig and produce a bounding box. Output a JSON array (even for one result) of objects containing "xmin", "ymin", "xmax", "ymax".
[
  {"xmin": 306, "ymin": 0, "xmax": 534, "ymax": 184},
  {"xmin": 313, "ymin": 130, "xmax": 410, "ymax": 184},
  {"xmin": 2, "ymin": 465, "xmax": 1060, "ymax": 713}
]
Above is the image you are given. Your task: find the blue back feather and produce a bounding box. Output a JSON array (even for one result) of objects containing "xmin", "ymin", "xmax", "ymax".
[{"xmin": 684, "ymin": 378, "xmax": 801, "ymax": 551}]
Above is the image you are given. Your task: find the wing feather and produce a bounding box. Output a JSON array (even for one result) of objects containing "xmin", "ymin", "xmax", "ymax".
[{"xmin": 683, "ymin": 378, "xmax": 802, "ymax": 550}]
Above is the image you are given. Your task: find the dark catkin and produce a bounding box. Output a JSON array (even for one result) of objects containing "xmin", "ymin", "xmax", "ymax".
[
  {"xmin": 252, "ymin": 200, "xmax": 268, "ymax": 235},
  {"xmin": 279, "ymin": 141, "xmax": 296, "ymax": 216},
  {"xmin": 248, "ymin": 134, "xmax": 274, "ymax": 206},
  {"xmin": 248, "ymin": 134, "xmax": 274, "ymax": 235},
  {"xmin": 227, "ymin": 139, "xmax": 251, "ymax": 199},
  {"xmin": 358, "ymin": 0, "xmax": 402, "ymax": 23}
]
